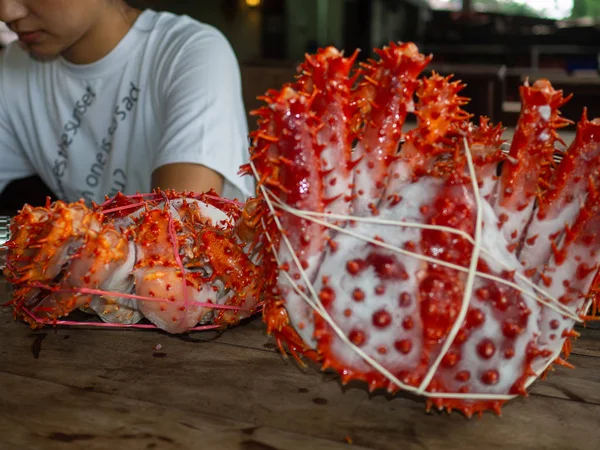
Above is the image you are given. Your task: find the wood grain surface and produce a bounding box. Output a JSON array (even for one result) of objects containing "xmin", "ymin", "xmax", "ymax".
[{"xmin": 0, "ymin": 284, "xmax": 599, "ymax": 450}]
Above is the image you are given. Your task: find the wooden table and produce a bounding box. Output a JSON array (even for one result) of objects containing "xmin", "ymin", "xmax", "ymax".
[{"xmin": 1, "ymin": 282, "xmax": 599, "ymax": 450}]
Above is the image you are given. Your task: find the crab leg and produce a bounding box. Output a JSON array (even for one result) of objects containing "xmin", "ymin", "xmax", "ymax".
[
  {"xmin": 249, "ymin": 86, "xmax": 328, "ymax": 347},
  {"xmin": 458, "ymin": 117, "xmax": 506, "ymax": 202},
  {"xmin": 133, "ymin": 208, "xmax": 218, "ymax": 334},
  {"xmin": 199, "ymin": 228, "xmax": 262, "ymax": 326},
  {"xmin": 383, "ymin": 72, "xmax": 472, "ymax": 204},
  {"xmin": 351, "ymin": 42, "xmax": 430, "ymax": 216},
  {"xmin": 294, "ymin": 47, "xmax": 357, "ymax": 217},
  {"xmin": 493, "ymin": 79, "xmax": 571, "ymax": 254},
  {"xmin": 4, "ymin": 201, "xmax": 106, "ymax": 324},
  {"xmin": 531, "ymin": 178, "xmax": 600, "ymax": 374},
  {"xmin": 53, "ymin": 228, "xmax": 139, "ymax": 324},
  {"xmin": 4, "ymin": 201, "xmax": 102, "ymax": 284},
  {"xmin": 519, "ymin": 111, "xmax": 600, "ymax": 274}
]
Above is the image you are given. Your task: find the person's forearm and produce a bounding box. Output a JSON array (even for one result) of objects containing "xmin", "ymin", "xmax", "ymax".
[{"xmin": 151, "ymin": 162, "xmax": 224, "ymax": 195}]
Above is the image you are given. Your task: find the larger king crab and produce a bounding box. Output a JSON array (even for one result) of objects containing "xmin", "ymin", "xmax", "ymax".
[{"xmin": 243, "ymin": 42, "xmax": 600, "ymax": 416}]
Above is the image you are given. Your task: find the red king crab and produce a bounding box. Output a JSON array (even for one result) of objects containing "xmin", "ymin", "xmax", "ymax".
[
  {"xmin": 242, "ymin": 42, "xmax": 600, "ymax": 416},
  {"xmin": 3, "ymin": 191, "xmax": 264, "ymax": 334}
]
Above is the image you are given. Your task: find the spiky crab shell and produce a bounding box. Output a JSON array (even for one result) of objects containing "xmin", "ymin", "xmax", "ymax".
[{"xmin": 249, "ymin": 42, "xmax": 598, "ymax": 417}]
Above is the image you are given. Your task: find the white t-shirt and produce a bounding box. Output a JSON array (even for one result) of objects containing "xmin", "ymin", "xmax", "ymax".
[{"xmin": 0, "ymin": 10, "xmax": 254, "ymax": 205}]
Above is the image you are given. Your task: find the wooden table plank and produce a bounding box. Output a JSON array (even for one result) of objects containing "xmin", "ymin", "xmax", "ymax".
[
  {"xmin": 573, "ymin": 327, "xmax": 600, "ymax": 357},
  {"xmin": 1, "ymin": 305, "xmax": 600, "ymax": 450},
  {"xmin": 3, "ymin": 307, "xmax": 599, "ymax": 405},
  {"xmin": 0, "ymin": 372, "xmax": 368, "ymax": 450}
]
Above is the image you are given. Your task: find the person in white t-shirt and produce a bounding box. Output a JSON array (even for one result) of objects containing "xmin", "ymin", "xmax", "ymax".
[{"xmin": 0, "ymin": 0, "xmax": 254, "ymax": 208}]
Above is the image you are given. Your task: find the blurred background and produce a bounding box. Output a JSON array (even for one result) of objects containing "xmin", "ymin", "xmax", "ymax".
[
  {"xmin": 1, "ymin": 0, "xmax": 598, "ymax": 132},
  {"xmin": 0, "ymin": 0, "xmax": 598, "ymax": 210},
  {"xmin": 135, "ymin": 0, "xmax": 600, "ymax": 129}
]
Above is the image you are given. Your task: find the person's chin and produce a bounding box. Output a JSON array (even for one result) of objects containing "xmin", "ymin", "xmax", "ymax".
[{"xmin": 19, "ymin": 41, "xmax": 60, "ymax": 62}]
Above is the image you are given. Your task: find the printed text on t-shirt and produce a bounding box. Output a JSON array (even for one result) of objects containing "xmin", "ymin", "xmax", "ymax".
[
  {"xmin": 80, "ymin": 82, "xmax": 141, "ymax": 203},
  {"xmin": 52, "ymin": 85, "xmax": 96, "ymax": 199}
]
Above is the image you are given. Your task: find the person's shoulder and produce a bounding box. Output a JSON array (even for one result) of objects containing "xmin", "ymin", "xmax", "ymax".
[{"xmin": 143, "ymin": 10, "xmax": 235, "ymax": 61}]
